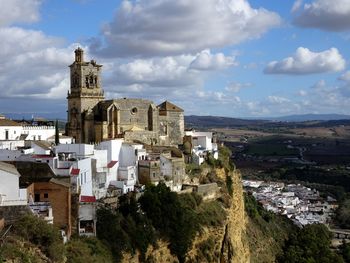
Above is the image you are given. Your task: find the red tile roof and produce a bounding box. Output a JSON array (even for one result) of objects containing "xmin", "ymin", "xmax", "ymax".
[
  {"xmin": 80, "ymin": 195, "xmax": 96, "ymax": 203},
  {"xmin": 70, "ymin": 168, "xmax": 80, "ymax": 176},
  {"xmin": 107, "ymin": 160, "xmax": 118, "ymax": 168}
]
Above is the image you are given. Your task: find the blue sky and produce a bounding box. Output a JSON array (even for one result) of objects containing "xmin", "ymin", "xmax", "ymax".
[{"xmin": 1, "ymin": 0, "xmax": 350, "ymax": 119}]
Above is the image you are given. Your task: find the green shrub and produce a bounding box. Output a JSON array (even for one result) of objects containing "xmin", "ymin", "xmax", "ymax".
[
  {"xmin": 197, "ymin": 200, "xmax": 227, "ymax": 227},
  {"xmin": 139, "ymin": 183, "xmax": 199, "ymax": 263},
  {"xmin": 66, "ymin": 237, "xmax": 114, "ymax": 263},
  {"xmin": 278, "ymin": 224, "xmax": 344, "ymax": 263},
  {"xmin": 12, "ymin": 214, "xmax": 64, "ymax": 262},
  {"xmin": 226, "ymin": 175, "xmax": 233, "ymax": 196}
]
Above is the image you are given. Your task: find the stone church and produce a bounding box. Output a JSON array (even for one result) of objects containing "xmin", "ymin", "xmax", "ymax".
[{"xmin": 66, "ymin": 48, "xmax": 184, "ymax": 146}]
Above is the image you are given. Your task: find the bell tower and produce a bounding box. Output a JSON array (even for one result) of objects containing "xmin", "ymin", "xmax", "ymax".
[{"xmin": 66, "ymin": 48, "xmax": 104, "ymax": 143}]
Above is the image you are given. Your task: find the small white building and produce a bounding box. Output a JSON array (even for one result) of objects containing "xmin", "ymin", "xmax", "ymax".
[
  {"xmin": 0, "ymin": 162, "xmax": 27, "ymax": 206},
  {"xmin": 78, "ymin": 196, "xmax": 96, "ymax": 237},
  {"xmin": 0, "ymin": 119, "xmax": 22, "ymax": 140},
  {"xmin": 185, "ymin": 130, "xmax": 218, "ymax": 165},
  {"xmin": 47, "ymin": 135, "xmax": 74, "ymax": 144},
  {"xmin": 21, "ymin": 125, "xmax": 55, "ymax": 141},
  {"xmin": 0, "ymin": 140, "xmax": 25, "ymax": 150}
]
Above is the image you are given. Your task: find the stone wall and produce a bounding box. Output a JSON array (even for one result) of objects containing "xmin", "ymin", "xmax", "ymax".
[
  {"xmin": 0, "ymin": 205, "xmax": 31, "ymax": 225},
  {"xmin": 138, "ymin": 160, "xmax": 161, "ymax": 185},
  {"xmin": 159, "ymin": 111, "xmax": 184, "ymax": 146},
  {"xmin": 124, "ymin": 130, "xmax": 159, "ymax": 145}
]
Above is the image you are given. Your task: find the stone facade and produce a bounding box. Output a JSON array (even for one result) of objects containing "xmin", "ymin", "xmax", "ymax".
[
  {"xmin": 66, "ymin": 48, "xmax": 184, "ymax": 146},
  {"xmin": 138, "ymin": 159, "xmax": 161, "ymax": 185}
]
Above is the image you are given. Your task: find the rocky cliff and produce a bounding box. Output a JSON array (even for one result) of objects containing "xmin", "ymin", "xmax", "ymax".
[
  {"xmin": 121, "ymin": 168, "xmax": 251, "ymax": 263},
  {"xmin": 219, "ymin": 170, "xmax": 250, "ymax": 263}
]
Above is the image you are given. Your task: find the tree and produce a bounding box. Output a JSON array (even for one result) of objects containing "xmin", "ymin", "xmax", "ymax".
[
  {"xmin": 55, "ymin": 119, "xmax": 60, "ymax": 145},
  {"xmin": 278, "ymin": 224, "xmax": 344, "ymax": 263},
  {"xmin": 139, "ymin": 183, "xmax": 199, "ymax": 263}
]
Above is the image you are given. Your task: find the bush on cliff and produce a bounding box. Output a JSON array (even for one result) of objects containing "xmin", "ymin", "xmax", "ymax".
[
  {"xmin": 11, "ymin": 214, "xmax": 64, "ymax": 262},
  {"xmin": 139, "ymin": 183, "xmax": 199, "ymax": 263},
  {"xmin": 278, "ymin": 224, "xmax": 344, "ymax": 263}
]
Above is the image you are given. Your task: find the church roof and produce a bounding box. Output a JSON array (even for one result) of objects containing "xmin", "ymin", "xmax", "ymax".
[{"xmin": 157, "ymin": 101, "xmax": 183, "ymax": 112}]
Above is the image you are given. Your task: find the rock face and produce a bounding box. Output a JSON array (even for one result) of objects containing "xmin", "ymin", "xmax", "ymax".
[
  {"xmin": 219, "ymin": 170, "xmax": 250, "ymax": 263},
  {"xmin": 121, "ymin": 169, "xmax": 251, "ymax": 263}
]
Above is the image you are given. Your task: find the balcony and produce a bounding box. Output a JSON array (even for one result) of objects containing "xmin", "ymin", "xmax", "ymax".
[{"xmin": 29, "ymin": 202, "xmax": 53, "ymax": 224}]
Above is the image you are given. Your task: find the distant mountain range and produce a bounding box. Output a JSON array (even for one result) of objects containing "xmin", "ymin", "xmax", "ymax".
[
  {"xmin": 185, "ymin": 114, "xmax": 350, "ymax": 129},
  {"xmin": 266, "ymin": 114, "xmax": 350, "ymax": 122}
]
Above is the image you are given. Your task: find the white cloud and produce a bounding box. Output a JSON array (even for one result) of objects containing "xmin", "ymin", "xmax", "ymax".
[
  {"xmin": 90, "ymin": 0, "xmax": 281, "ymax": 57},
  {"xmin": 0, "ymin": 27, "xmax": 78, "ymax": 99},
  {"xmin": 0, "ymin": 0, "xmax": 42, "ymax": 27},
  {"xmin": 225, "ymin": 82, "xmax": 252, "ymax": 93},
  {"xmin": 338, "ymin": 71, "xmax": 350, "ymax": 82},
  {"xmin": 189, "ymin": 50, "xmax": 237, "ymax": 71},
  {"xmin": 293, "ymin": 0, "xmax": 350, "ymax": 31},
  {"xmin": 298, "ymin": 90, "xmax": 308, "ymax": 96},
  {"xmin": 291, "ymin": 0, "xmax": 303, "ymax": 12},
  {"xmin": 105, "ymin": 55, "xmax": 199, "ymax": 89},
  {"xmin": 267, "ymin": 95, "xmax": 290, "ymax": 104},
  {"xmin": 264, "ymin": 47, "xmax": 345, "ymax": 75}
]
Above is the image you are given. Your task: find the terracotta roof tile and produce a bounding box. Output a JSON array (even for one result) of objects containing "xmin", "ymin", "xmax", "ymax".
[
  {"xmin": 80, "ymin": 195, "xmax": 96, "ymax": 203},
  {"xmin": 107, "ymin": 161, "xmax": 118, "ymax": 168},
  {"xmin": 157, "ymin": 101, "xmax": 183, "ymax": 112}
]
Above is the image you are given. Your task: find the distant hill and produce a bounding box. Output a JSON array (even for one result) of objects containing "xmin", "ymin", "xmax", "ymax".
[
  {"xmin": 185, "ymin": 115, "xmax": 269, "ymax": 128},
  {"xmin": 185, "ymin": 115, "xmax": 350, "ymax": 129},
  {"xmin": 268, "ymin": 114, "xmax": 350, "ymax": 122}
]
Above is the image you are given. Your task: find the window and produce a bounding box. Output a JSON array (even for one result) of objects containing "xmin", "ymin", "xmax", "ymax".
[
  {"xmin": 44, "ymin": 193, "xmax": 48, "ymax": 198},
  {"xmin": 5, "ymin": 130, "xmax": 9, "ymax": 140},
  {"xmin": 131, "ymin": 107, "xmax": 138, "ymax": 114},
  {"xmin": 152, "ymin": 172, "xmax": 156, "ymax": 178},
  {"xmin": 34, "ymin": 193, "xmax": 40, "ymax": 202}
]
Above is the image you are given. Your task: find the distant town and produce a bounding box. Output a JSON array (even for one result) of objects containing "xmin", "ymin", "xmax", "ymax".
[{"xmin": 243, "ymin": 180, "xmax": 337, "ymax": 227}]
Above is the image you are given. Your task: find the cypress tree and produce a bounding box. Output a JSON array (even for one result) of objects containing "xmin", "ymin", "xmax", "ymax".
[{"xmin": 55, "ymin": 119, "xmax": 59, "ymax": 145}]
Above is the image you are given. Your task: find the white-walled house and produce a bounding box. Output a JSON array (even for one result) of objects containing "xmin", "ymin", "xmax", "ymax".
[
  {"xmin": 0, "ymin": 119, "xmax": 22, "ymax": 140},
  {"xmin": 47, "ymin": 135, "xmax": 74, "ymax": 144},
  {"xmin": 160, "ymin": 153, "xmax": 184, "ymax": 192},
  {"xmin": 97, "ymin": 139, "xmax": 123, "ymax": 163},
  {"xmin": 0, "ymin": 140, "xmax": 25, "ymax": 150},
  {"xmin": 78, "ymin": 198, "xmax": 96, "ymax": 237},
  {"xmin": 21, "ymin": 125, "xmax": 55, "ymax": 141},
  {"xmin": 0, "ymin": 162, "xmax": 27, "ymax": 206},
  {"xmin": 97, "ymin": 140, "xmax": 141, "ymax": 194},
  {"xmin": 185, "ymin": 130, "xmax": 218, "ymax": 165},
  {"xmin": 54, "ymin": 143, "xmax": 119, "ymax": 198},
  {"xmin": 54, "ymin": 144, "xmax": 95, "ymax": 157},
  {"xmin": 0, "ymin": 116, "xmax": 56, "ymax": 145},
  {"xmin": 31, "ymin": 141, "xmax": 52, "ymax": 155}
]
